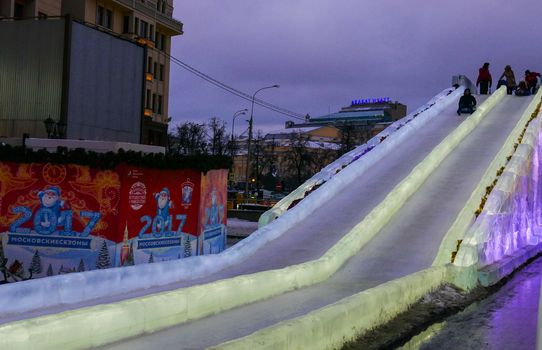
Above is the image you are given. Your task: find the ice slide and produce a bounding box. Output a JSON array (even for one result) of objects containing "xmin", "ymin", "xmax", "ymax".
[
  {"xmin": 0, "ymin": 86, "xmax": 463, "ymax": 319},
  {"xmin": 93, "ymin": 92, "xmax": 536, "ymax": 349},
  {"xmin": 1, "ymin": 86, "xmax": 538, "ymax": 349}
]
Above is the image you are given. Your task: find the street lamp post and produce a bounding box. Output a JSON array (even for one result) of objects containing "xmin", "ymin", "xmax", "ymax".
[
  {"xmin": 231, "ymin": 109, "xmax": 248, "ymax": 144},
  {"xmin": 244, "ymin": 84, "xmax": 279, "ymax": 197},
  {"xmin": 229, "ymin": 108, "xmax": 248, "ymax": 188}
]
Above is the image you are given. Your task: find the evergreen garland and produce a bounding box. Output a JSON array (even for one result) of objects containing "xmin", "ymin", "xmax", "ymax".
[{"xmin": 0, "ymin": 144, "xmax": 231, "ymax": 172}]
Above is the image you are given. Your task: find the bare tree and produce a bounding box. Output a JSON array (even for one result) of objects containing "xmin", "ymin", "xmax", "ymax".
[
  {"xmin": 337, "ymin": 121, "xmax": 365, "ymax": 156},
  {"xmin": 168, "ymin": 122, "xmax": 208, "ymax": 155},
  {"xmin": 208, "ymin": 117, "xmax": 229, "ymax": 156},
  {"xmin": 282, "ymin": 132, "xmax": 313, "ymax": 187}
]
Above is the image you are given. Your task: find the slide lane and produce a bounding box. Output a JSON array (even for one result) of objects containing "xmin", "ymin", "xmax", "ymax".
[{"xmin": 100, "ymin": 95, "xmax": 534, "ymax": 349}]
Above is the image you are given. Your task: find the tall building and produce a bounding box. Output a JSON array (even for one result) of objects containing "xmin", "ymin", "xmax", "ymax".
[{"xmin": 0, "ymin": 0, "xmax": 182, "ymax": 146}]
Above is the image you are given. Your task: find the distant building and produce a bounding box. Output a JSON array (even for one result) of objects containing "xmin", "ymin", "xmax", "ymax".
[
  {"xmin": 0, "ymin": 0, "xmax": 182, "ymax": 146},
  {"xmin": 231, "ymin": 126, "xmax": 340, "ymax": 191},
  {"xmin": 285, "ymin": 97, "xmax": 407, "ymax": 144}
]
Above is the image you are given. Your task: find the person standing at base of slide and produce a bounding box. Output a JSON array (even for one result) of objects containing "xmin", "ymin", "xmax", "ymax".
[
  {"xmin": 476, "ymin": 62, "xmax": 492, "ymax": 94},
  {"xmin": 457, "ymin": 88, "xmax": 477, "ymax": 115},
  {"xmin": 499, "ymin": 65, "xmax": 517, "ymax": 95}
]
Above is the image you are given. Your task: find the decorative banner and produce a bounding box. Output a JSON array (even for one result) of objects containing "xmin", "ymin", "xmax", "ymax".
[
  {"xmin": 116, "ymin": 165, "xmax": 202, "ymax": 265},
  {"xmin": 0, "ymin": 162, "xmax": 120, "ymax": 282},
  {"xmin": 197, "ymin": 169, "xmax": 228, "ymax": 255},
  {"xmin": 0, "ymin": 161, "xmax": 227, "ymax": 283}
]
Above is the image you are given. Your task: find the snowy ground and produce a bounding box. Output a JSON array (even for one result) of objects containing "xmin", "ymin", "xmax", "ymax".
[{"xmin": 100, "ymin": 95, "xmax": 536, "ymax": 349}]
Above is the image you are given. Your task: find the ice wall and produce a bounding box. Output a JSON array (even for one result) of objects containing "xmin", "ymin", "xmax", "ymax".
[{"xmin": 455, "ymin": 94, "xmax": 542, "ymax": 268}]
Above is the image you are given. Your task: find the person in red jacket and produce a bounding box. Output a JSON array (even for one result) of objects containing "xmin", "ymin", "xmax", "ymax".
[
  {"xmin": 525, "ymin": 70, "xmax": 541, "ymax": 94},
  {"xmin": 476, "ymin": 62, "xmax": 492, "ymax": 94}
]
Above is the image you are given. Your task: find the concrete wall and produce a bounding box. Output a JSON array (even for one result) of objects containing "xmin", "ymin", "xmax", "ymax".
[
  {"xmin": 66, "ymin": 21, "xmax": 144, "ymax": 142},
  {"xmin": 0, "ymin": 18, "xmax": 65, "ymax": 138}
]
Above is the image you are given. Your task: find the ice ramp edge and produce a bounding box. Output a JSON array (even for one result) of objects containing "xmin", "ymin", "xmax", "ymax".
[
  {"xmin": 434, "ymin": 89, "xmax": 542, "ymax": 268},
  {"xmin": 258, "ymin": 86, "xmax": 462, "ymax": 228},
  {"xmin": 0, "ymin": 87, "xmax": 463, "ymax": 319},
  {"xmin": 0, "ymin": 88, "xmax": 505, "ymax": 349},
  {"xmin": 209, "ymin": 266, "xmax": 451, "ymax": 350}
]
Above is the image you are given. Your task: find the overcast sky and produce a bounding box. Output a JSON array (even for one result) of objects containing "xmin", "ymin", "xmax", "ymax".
[{"xmin": 169, "ymin": 0, "xmax": 542, "ymax": 135}]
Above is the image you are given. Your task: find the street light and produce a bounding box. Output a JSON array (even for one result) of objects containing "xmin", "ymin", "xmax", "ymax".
[
  {"xmin": 231, "ymin": 109, "xmax": 248, "ymax": 143},
  {"xmin": 245, "ymin": 84, "xmax": 279, "ymax": 197}
]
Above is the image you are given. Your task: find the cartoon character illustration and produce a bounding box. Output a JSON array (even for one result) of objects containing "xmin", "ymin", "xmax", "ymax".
[
  {"xmin": 205, "ymin": 188, "xmax": 224, "ymax": 226},
  {"xmin": 154, "ymin": 187, "xmax": 173, "ymax": 230},
  {"xmin": 37, "ymin": 186, "xmax": 65, "ymax": 228},
  {"xmin": 182, "ymin": 185, "xmax": 193, "ymax": 205}
]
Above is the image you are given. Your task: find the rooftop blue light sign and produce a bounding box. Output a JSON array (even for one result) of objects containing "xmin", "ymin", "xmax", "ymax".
[{"xmin": 351, "ymin": 97, "xmax": 391, "ymax": 105}]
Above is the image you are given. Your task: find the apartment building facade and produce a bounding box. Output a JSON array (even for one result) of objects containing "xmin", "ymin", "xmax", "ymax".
[{"xmin": 0, "ymin": 0, "xmax": 182, "ymax": 146}]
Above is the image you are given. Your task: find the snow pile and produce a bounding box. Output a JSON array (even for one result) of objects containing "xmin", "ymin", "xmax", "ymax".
[
  {"xmin": 258, "ymin": 86, "xmax": 462, "ymax": 227},
  {"xmin": 0, "ymin": 86, "xmax": 463, "ymax": 317},
  {"xmin": 455, "ymin": 92, "xmax": 542, "ymax": 267}
]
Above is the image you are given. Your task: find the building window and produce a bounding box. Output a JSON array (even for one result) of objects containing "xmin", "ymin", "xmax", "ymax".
[
  {"xmin": 105, "ymin": 9, "xmax": 113, "ymax": 29},
  {"xmin": 160, "ymin": 34, "xmax": 165, "ymax": 51},
  {"xmin": 162, "ymin": 1, "xmax": 166, "ymax": 14},
  {"xmin": 123, "ymin": 16, "xmax": 130, "ymax": 33},
  {"xmin": 159, "ymin": 64, "xmax": 164, "ymax": 81},
  {"xmin": 158, "ymin": 95, "xmax": 163, "ymax": 115},
  {"xmin": 134, "ymin": 17, "xmax": 139, "ymax": 34},
  {"xmin": 149, "ymin": 24, "xmax": 154, "ymax": 41},
  {"xmin": 96, "ymin": 6, "xmax": 104, "ymax": 26},
  {"xmin": 152, "ymin": 94, "xmax": 157, "ymax": 112},
  {"xmin": 147, "ymin": 57, "xmax": 152, "ymax": 73},
  {"xmin": 140, "ymin": 20, "xmax": 148, "ymax": 38},
  {"xmin": 153, "ymin": 62, "xmax": 158, "ymax": 78},
  {"xmin": 146, "ymin": 89, "xmax": 151, "ymax": 109},
  {"xmin": 157, "ymin": 1, "xmax": 161, "ymax": 11}
]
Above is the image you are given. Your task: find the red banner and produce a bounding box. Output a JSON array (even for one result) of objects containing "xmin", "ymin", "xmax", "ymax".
[
  {"xmin": 0, "ymin": 162, "xmax": 120, "ymax": 241},
  {"xmin": 118, "ymin": 165, "xmax": 201, "ymax": 239},
  {"xmin": 0, "ymin": 161, "xmax": 227, "ymax": 281}
]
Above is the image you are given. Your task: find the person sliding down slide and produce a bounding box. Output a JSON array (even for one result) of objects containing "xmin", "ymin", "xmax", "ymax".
[{"xmin": 457, "ymin": 88, "xmax": 477, "ymax": 115}]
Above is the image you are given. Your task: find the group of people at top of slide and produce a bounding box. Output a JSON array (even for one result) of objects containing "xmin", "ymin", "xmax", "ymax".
[
  {"xmin": 457, "ymin": 63, "xmax": 540, "ymax": 116},
  {"xmin": 476, "ymin": 62, "xmax": 540, "ymax": 96}
]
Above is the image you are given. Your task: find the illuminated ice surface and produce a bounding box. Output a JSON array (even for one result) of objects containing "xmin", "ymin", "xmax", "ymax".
[
  {"xmin": 99, "ymin": 96, "xmax": 536, "ymax": 349},
  {"xmin": 409, "ymin": 256, "xmax": 542, "ymax": 350}
]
